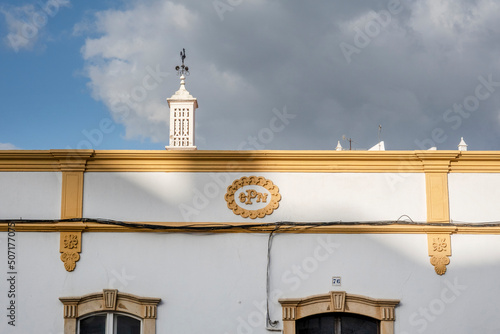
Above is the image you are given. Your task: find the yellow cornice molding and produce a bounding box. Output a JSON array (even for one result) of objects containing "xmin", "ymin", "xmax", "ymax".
[
  {"xmin": 415, "ymin": 151, "xmax": 460, "ymax": 173},
  {"xmin": 1, "ymin": 149, "xmax": 500, "ymax": 173},
  {"xmin": 51, "ymin": 149, "xmax": 94, "ymax": 172},
  {"xmin": 0, "ymin": 150, "xmax": 59, "ymax": 171},
  {"xmin": 450, "ymin": 151, "xmax": 500, "ymax": 172},
  {"xmin": 0, "ymin": 150, "xmax": 94, "ymax": 172},
  {"xmin": 86, "ymin": 150, "xmax": 426, "ymax": 172}
]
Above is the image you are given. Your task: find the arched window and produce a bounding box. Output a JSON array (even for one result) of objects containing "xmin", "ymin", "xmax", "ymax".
[
  {"xmin": 60, "ymin": 289, "xmax": 161, "ymax": 334},
  {"xmin": 279, "ymin": 291, "xmax": 399, "ymax": 334},
  {"xmin": 296, "ymin": 313, "xmax": 378, "ymax": 334},
  {"xmin": 79, "ymin": 312, "xmax": 141, "ymax": 334}
]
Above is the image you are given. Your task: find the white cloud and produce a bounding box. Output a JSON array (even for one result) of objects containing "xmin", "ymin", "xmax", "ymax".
[
  {"xmin": 1, "ymin": 0, "xmax": 70, "ymax": 52},
  {"xmin": 79, "ymin": 0, "xmax": 259, "ymax": 143},
  {"xmin": 76, "ymin": 0, "xmax": 500, "ymax": 150},
  {"xmin": 1, "ymin": 4, "xmax": 38, "ymax": 51},
  {"xmin": 409, "ymin": 0, "xmax": 500, "ymax": 53},
  {"xmin": 0, "ymin": 143, "xmax": 20, "ymax": 150}
]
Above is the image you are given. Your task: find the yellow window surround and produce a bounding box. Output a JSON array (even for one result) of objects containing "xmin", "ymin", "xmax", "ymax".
[
  {"xmin": 279, "ymin": 291, "xmax": 399, "ymax": 334},
  {"xmin": 59, "ymin": 289, "xmax": 161, "ymax": 334}
]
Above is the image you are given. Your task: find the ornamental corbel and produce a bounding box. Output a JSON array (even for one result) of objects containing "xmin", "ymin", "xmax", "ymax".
[
  {"xmin": 427, "ymin": 233, "xmax": 451, "ymax": 275},
  {"xmin": 60, "ymin": 231, "xmax": 82, "ymax": 272}
]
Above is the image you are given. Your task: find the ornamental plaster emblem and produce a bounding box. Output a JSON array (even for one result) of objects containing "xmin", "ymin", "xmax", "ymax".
[
  {"xmin": 60, "ymin": 232, "xmax": 82, "ymax": 272},
  {"xmin": 428, "ymin": 234, "xmax": 451, "ymax": 276},
  {"xmin": 225, "ymin": 176, "xmax": 281, "ymax": 219}
]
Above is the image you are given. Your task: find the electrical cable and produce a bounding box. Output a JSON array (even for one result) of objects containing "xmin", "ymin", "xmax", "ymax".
[
  {"xmin": 265, "ymin": 223, "xmax": 281, "ymax": 331},
  {"xmin": 4, "ymin": 217, "xmax": 500, "ymax": 230}
]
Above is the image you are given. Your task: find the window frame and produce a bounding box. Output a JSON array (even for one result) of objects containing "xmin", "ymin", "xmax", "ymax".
[
  {"xmin": 78, "ymin": 311, "xmax": 143, "ymax": 334},
  {"xmin": 296, "ymin": 312, "xmax": 380, "ymax": 333},
  {"xmin": 279, "ymin": 291, "xmax": 399, "ymax": 334},
  {"xmin": 60, "ymin": 289, "xmax": 161, "ymax": 334}
]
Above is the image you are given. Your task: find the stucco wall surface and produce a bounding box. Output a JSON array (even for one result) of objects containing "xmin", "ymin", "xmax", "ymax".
[
  {"xmin": 0, "ymin": 172, "xmax": 61, "ymax": 219},
  {"xmin": 449, "ymin": 173, "xmax": 500, "ymax": 223},
  {"xmin": 0, "ymin": 232, "xmax": 499, "ymax": 333},
  {"xmin": 83, "ymin": 172, "xmax": 426, "ymax": 223}
]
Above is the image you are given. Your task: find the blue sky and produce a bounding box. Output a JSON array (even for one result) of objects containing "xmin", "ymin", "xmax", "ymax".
[
  {"xmin": 0, "ymin": 0, "xmax": 137, "ymax": 150},
  {"xmin": 1, "ymin": 0, "xmax": 500, "ymax": 151}
]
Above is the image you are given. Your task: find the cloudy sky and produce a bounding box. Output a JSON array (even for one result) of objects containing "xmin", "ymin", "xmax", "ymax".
[{"xmin": 1, "ymin": 0, "xmax": 500, "ymax": 151}]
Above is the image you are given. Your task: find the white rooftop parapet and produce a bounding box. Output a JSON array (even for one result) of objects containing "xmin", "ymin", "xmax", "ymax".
[{"xmin": 368, "ymin": 141, "xmax": 385, "ymax": 151}]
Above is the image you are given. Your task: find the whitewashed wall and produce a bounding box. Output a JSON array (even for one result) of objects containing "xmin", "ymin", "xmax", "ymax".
[
  {"xmin": 0, "ymin": 232, "xmax": 499, "ymax": 333},
  {"xmin": 3, "ymin": 171, "xmax": 500, "ymax": 334},
  {"xmin": 0, "ymin": 172, "xmax": 61, "ymax": 219},
  {"xmin": 83, "ymin": 172, "xmax": 426, "ymax": 223},
  {"xmin": 449, "ymin": 173, "xmax": 500, "ymax": 223}
]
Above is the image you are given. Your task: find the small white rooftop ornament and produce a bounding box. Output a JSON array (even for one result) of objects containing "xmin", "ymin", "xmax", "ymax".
[
  {"xmin": 458, "ymin": 137, "xmax": 468, "ymax": 151},
  {"xmin": 368, "ymin": 141, "xmax": 385, "ymax": 151},
  {"xmin": 166, "ymin": 48, "xmax": 199, "ymax": 150},
  {"xmin": 335, "ymin": 141, "xmax": 342, "ymax": 151}
]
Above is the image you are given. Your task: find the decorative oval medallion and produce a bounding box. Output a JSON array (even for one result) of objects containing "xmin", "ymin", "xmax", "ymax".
[{"xmin": 225, "ymin": 176, "xmax": 281, "ymax": 219}]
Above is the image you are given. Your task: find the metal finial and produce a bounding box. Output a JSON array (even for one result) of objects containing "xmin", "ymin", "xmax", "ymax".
[{"xmin": 175, "ymin": 48, "xmax": 189, "ymax": 76}]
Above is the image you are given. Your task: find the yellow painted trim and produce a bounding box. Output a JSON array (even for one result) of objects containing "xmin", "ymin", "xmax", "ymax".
[
  {"xmin": 416, "ymin": 152, "xmax": 456, "ymax": 223},
  {"xmin": 425, "ymin": 173, "xmax": 450, "ymax": 223},
  {"xmin": 61, "ymin": 172, "xmax": 84, "ymax": 219},
  {"xmin": 51, "ymin": 150, "xmax": 94, "ymax": 172},
  {"xmin": 85, "ymin": 150, "xmax": 427, "ymax": 173},
  {"xmin": 415, "ymin": 152, "xmax": 458, "ymax": 173},
  {"xmin": 52, "ymin": 151, "xmax": 92, "ymax": 272},
  {"xmin": 1, "ymin": 149, "xmax": 500, "ymax": 173},
  {"xmin": 450, "ymin": 151, "xmax": 500, "ymax": 172},
  {"xmin": 0, "ymin": 150, "xmax": 60, "ymax": 171},
  {"xmin": 59, "ymin": 170, "xmax": 84, "ymax": 271},
  {"xmin": 4, "ymin": 221, "xmax": 500, "ymax": 234}
]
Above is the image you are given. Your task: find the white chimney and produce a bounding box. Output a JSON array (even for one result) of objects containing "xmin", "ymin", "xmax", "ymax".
[{"xmin": 166, "ymin": 49, "xmax": 199, "ymax": 150}]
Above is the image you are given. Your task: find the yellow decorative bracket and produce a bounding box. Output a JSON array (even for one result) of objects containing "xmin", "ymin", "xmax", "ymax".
[
  {"xmin": 60, "ymin": 231, "xmax": 82, "ymax": 272},
  {"xmin": 427, "ymin": 233, "xmax": 451, "ymax": 275}
]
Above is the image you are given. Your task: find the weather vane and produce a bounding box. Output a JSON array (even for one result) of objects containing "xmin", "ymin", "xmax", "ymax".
[{"xmin": 175, "ymin": 48, "xmax": 189, "ymax": 76}]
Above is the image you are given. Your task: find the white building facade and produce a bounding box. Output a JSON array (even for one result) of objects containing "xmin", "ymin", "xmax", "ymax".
[{"xmin": 2, "ymin": 149, "xmax": 500, "ymax": 333}]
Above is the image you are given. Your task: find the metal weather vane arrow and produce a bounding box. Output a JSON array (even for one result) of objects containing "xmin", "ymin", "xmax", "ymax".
[{"xmin": 175, "ymin": 48, "xmax": 189, "ymax": 76}]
